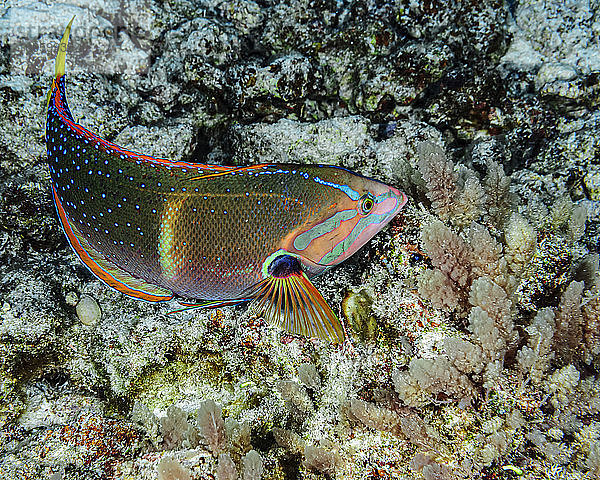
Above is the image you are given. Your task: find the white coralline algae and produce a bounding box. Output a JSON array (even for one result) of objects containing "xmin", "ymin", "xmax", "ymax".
[
  {"xmin": 75, "ymin": 294, "xmax": 101, "ymax": 326},
  {"xmin": 502, "ymin": 0, "xmax": 600, "ymax": 78}
]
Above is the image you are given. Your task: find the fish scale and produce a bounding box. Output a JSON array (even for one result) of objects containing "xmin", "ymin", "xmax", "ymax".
[{"xmin": 46, "ymin": 18, "xmax": 408, "ymax": 342}]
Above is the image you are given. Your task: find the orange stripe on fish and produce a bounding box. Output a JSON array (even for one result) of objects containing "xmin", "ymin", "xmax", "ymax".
[{"xmin": 188, "ymin": 164, "xmax": 273, "ymax": 180}]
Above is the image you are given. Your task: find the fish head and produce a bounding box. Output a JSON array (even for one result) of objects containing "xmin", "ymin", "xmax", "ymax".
[{"xmin": 286, "ymin": 166, "xmax": 407, "ymax": 272}]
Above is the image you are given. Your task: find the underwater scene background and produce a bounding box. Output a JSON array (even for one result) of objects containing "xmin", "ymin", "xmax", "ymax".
[{"xmin": 1, "ymin": 0, "xmax": 599, "ymax": 478}]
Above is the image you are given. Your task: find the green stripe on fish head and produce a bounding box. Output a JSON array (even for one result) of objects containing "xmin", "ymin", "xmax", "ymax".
[{"xmin": 286, "ymin": 167, "xmax": 407, "ymax": 268}]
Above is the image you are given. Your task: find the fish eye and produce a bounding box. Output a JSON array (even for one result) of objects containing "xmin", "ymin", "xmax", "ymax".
[{"xmin": 359, "ymin": 195, "xmax": 375, "ymax": 215}]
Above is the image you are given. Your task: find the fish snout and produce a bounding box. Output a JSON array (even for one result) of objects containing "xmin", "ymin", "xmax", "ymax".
[{"xmin": 373, "ymin": 185, "xmax": 408, "ymax": 219}]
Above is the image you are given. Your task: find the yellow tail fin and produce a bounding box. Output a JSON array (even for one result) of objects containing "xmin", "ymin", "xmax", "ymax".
[
  {"xmin": 46, "ymin": 17, "xmax": 75, "ymax": 138},
  {"xmin": 55, "ymin": 16, "xmax": 75, "ymax": 78}
]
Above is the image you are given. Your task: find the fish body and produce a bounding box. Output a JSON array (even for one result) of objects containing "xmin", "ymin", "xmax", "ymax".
[{"xmin": 46, "ymin": 20, "xmax": 408, "ymax": 341}]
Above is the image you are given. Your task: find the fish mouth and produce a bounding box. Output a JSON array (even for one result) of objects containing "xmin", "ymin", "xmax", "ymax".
[
  {"xmin": 372, "ymin": 186, "xmax": 407, "ymax": 219},
  {"xmin": 388, "ymin": 186, "xmax": 408, "ymax": 213}
]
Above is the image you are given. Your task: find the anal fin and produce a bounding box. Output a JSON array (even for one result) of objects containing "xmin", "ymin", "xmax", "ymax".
[
  {"xmin": 247, "ymin": 255, "xmax": 345, "ymax": 343},
  {"xmin": 53, "ymin": 185, "xmax": 173, "ymax": 302},
  {"xmin": 168, "ymin": 299, "xmax": 250, "ymax": 314}
]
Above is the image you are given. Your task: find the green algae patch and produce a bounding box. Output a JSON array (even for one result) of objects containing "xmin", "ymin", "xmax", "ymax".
[
  {"xmin": 0, "ymin": 371, "xmax": 25, "ymax": 428},
  {"xmin": 130, "ymin": 354, "xmax": 227, "ymax": 411},
  {"xmin": 343, "ymin": 289, "xmax": 378, "ymax": 342}
]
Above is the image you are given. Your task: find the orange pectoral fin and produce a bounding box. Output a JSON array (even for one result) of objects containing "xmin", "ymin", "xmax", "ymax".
[
  {"xmin": 53, "ymin": 185, "xmax": 173, "ymax": 302},
  {"xmin": 246, "ymin": 254, "xmax": 345, "ymax": 343}
]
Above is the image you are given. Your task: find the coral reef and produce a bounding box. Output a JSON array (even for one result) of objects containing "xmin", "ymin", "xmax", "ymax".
[{"xmin": 1, "ymin": 0, "xmax": 600, "ymax": 479}]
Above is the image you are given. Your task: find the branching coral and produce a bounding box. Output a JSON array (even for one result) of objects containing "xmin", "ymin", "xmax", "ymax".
[
  {"xmin": 133, "ymin": 399, "xmax": 261, "ymax": 478},
  {"xmin": 160, "ymin": 406, "xmax": 193, "ymax": 450},
  {"xmin": 467, "ymin": 276, "xmax": 518, "ymax": 389},
  {"xmin": 347, "ymin": 398, "xmax": 402, "ymax": 434},
  {"xmin": 516, "ymin": 307, "xmax": 556, "ymax": 384},
  {"xmin": 517, "ymin": 275, "xmax": 600, "ymax": 373},
  {"xmin": 583, "ymin": 289, "xmax": 600, "ymax": 358},
  {"xmin": 417, "ymin": 139, "xmax": 514, "ymax": 230},
  {"xmin": 416, "ymin": 198, "xmax": 534, "ymax": 321},
  {"xmin": 393, "ymin": 357, "xmax": 476, "ymax": 406},
  {"xmin": 409, "ymin": 174, "xmax": 528, "ymax": 400},
  {"xmin": 504, "ymin": 213, "xmax": 537, "ymax": 279},
  {"xmin": 197, "ymin": 399, "xmax": 226, "ymax": 455},
  {"xmin": 157, "ymin": 456, "xmax": 192, "ymax": 480},
  {"xmin": 416, "ymin": 218, "xmax": 474, "ymax": 312},
  {"xmin": 276, "ymin": 380, "xmax": 314, "ymax": 418},
  {"xmin": 421, "ymin": 220, "xmax": 472, "ymax": 287},
  {"xmin": 550, "ymin": 197, "xmax": 588, "ymax": 242},
  {"xmin": 397, "ymin": 139, "xmax": 599, "ymax": 477},
  {"xmin": 225, "ymin": 418, "xmax": 252, "ymax": 459},
  {"xmin": 413, "ymin": 143, "xmax": 533, "ymax": 362},
  {"xmin": 482, "ymin": 158, "xmax": 512, "ymax": 227},
  {"xmin": 443, "ymin": 337, "xmax": 484, "ymax": 374},
  {"xmin": 302, "ymin": 442, "xmax": 343, "ymax": 476},
  {"xmin": 242, "ymin": 450, "xmax": 264, "ymax": 480},
  {"xmin": 272, "ymin": 427, "xmax": 304, "ymax": 454},
  {"xmin": 554, "ymin": 280, "xmax": 585, "ymax": 363},
  {"xmin": 418, "ymin": 142, "xmax": 600, "ymax": 472},
  {"xmin": 417, "ymin": 268, "xmax": 461, "ymax": 311},
  {"xmin": 555, "ymin": 278, "xmax": 600, "ymax": 364},
  {"xmin": 468, "ymin": 222, "xmax": 512, "ymax": 291},
  {"xmin": 452, "ymin": 173, "xmax": 487, "ymax": 228},
  {"xmin": 216, "ymin": 453, "xmax": 238, "ymax": 480},
  {"xmin": 417, "ymin": 141, "xmax": 458, "ymax": 222},
  {"xmin": 469, "ymin": 276, "xmax": 514, "ymax": 341}
]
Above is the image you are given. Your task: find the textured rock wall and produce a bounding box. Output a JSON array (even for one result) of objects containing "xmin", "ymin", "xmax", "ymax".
[{"xmin": 1, "ymin": 0, "xmax": 599, "ymax": 479}]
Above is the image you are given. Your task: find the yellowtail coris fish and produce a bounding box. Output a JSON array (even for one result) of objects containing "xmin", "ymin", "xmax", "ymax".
[{"xmin": 46, "ymin": 18, "xmax": 408, "ymax": 343}]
